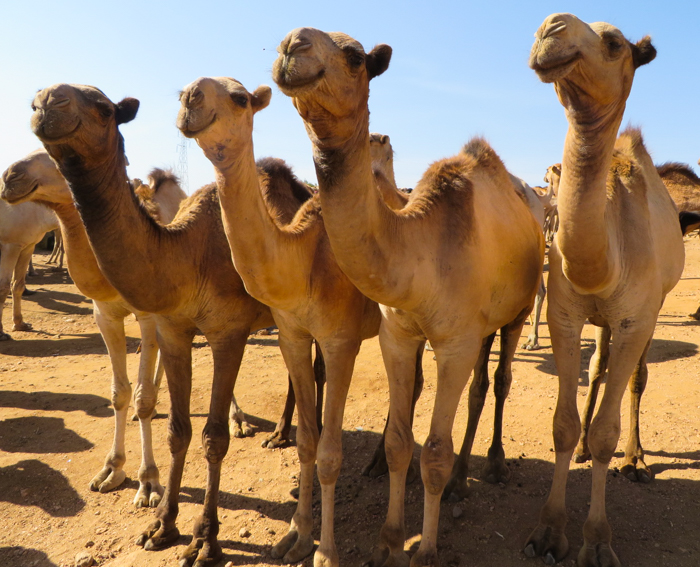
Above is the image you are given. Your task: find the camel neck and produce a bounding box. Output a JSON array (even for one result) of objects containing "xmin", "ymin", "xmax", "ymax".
[
  {"xmin": 556, "ymin": 102, "xmax": 625, "ymax": 294},
  {"xmin": 52, "ymin": 143, "xmax": 178, "ymax": 312}
]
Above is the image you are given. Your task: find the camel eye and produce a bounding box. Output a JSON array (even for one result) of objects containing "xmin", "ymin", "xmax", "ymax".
[
  {"xmin": 231, "ymin": 94, "xmax": 248, "ymax": 108},
  {"xmin": 347, "ymin": 52, "xmax": 364, "ymax": 69}
]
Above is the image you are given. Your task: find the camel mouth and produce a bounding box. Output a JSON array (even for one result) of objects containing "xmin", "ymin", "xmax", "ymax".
[
  {"xmin": 34, "ymin": 117, "xmax": 82, "ymax": 143},
  {"xmin": 178, "ymin": 111, "xmax": 217, "ymax": 138},
  {"xmin": 2, "ymin": 182, "xmax": 38, "ymax": 204},
  {"xmin": 531, "ymin": 51, "xmax": 581, "ymax": 83},
  {"xmin": 274, "ymin": 66, "xmax": 326, "ymax": 95}
]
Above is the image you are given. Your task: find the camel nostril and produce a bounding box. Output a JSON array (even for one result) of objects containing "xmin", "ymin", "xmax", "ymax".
[
  {"xmin": 542, "ymin": 20, "xmax": 567, "ymax": 40},
  {"xmin": 51, "ymin": 98, "xmax": 71, "ymax": 109},
  {"xmin": 288, "ymin": 40, "xmax": 311, "ymax": 55}
]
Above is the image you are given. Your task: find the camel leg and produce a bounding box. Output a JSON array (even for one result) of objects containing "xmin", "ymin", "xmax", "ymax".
[
  {"xmin": 0, "ymin": 244, "xmax": 22, "ymax": 340},
  {"xmin": 442, "ymin": 332, "xmax": 496, "ymax": 501},
  {"xmin": 271, "ymin": 330, "xmax": 318, "ymax": 563},
  {"xmin": 573, "ymin": 325, "xmax": 611, "ymax": 463},
  {"xmin": 89, "ymin": 300, "xmax": 130, "ymax": 494},
  {"xmin": 364, "ymin": 341, "xmax": 425, "ymax": 482},
  {"xmin": 577, "ymin": 323, "xmax": 655, "ymax": 567},
  {"xmin": 522, "ymin": 277, "xmax": 546, "ymax": 350},
  {"xmin": 136, "ymin": 322, "xmax": 195, "ymax": 552},
  {"xmin": 620, "ymin": 339, "xmax": 653, "ymax": 483},
  {"xmin": 262, "ymin": 374, "xmax": 296, "ymax": 448},
  {"xmin": 132, "ymin": 313, "xmax": 164, "ymax": 508},
  {"xmin": 411, "ymin": 338, "xmax": 483, "ymax": 567},
  {"xmin": 314, "ymin": 338, "xmax": 361, "ymax": 567},
  {"xmin": 11, "ymin": 245, "xmax": 34, "ymax": 332},
  {"xmin": 315, "ymin": 340, "xmax": 326, "ymax": 433},
  {"xmin": 178, "ymin": 330, "xmax": 249, "ymax": 567},
  {"xmin": 482, "ymin": 311, "xmax": 530, "ymax": 485},
  {"xmin": 524, "ymin": 312, "xmax": 585, "ymax": 564}
]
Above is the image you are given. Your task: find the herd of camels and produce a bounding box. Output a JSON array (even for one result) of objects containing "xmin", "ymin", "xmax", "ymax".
[{"xmin": 2, "ymin": 12, "xmax": 700, "ymax": 567}]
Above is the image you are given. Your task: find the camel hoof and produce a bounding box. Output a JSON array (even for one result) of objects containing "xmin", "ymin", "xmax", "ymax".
[
  {"xmin": 261, "ymin": 431, "xmax": 292, "ymax": 449},
  {"xmin": 521, "ymin": 340, "xmax": 541, "ymax": 351},
  {"xmin": 524, "ymin": 543, "xmax": 536, "ymax": 558},
  {"xmin": 689, "ymin": 312, "xmax": 700, "ymax": 321},
  {"xmin": 13, "ymin": 322, "xmax": 32, "ymax": 332},
  {"xmin": 482, "ymin": 458, "xmax": 510, "ymax": 485},
  {"xmin": 410, "ymin": 548, "xmax": 439, "ymax": 567},
  {"xmin": 89, "ymin": 467, "xmax": 127, "ymax": 493},
  {"xmin": 572, "ymin": 449, "xmax": 591, "ymax": 464},
  {"xmin": 621, "ymin": 462, "xmax": 653, "ymax": 483},
  {"xmin": 442, "ymin": 473, "xmax": 469, "ymax": 502},
  {"xmin": 577, "ymin": 543, "xmax": 621, "ymax": 567},
  {"xmin": 179, "ymin": 538, "xmax": 222, "ymax": 567},
  {"xmin": 0, "ymin": 332, "xmax": 12, "ymax": 341},
  {"xmin": 524, "ymin": 524, "xmax": 569, "ymax": 564},
  {"xmin": 272, "ymin": 529, "xmax": 315, "ymax": 563},
  {"xmin": 313, "ymin": 547, "xmax": 339, "ymax": 567}
]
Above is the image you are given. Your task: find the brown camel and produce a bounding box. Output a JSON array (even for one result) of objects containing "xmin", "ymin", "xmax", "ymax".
[
  {"xmin": 0, "ymin": 196, "xmax": 58, "ymax": 339},
  {"xmin": 133, "ymin": 168, "xmax": 188, "ymax": 224},
  {"xmin": 29, "ymin": 83, "xmax": 314, "ymax": 567},
  {"xmin": 273, "ymin": 28, "xmax": 544, "ymax": 567},
  {"xmin": 525, "ymin": 14, "xmax": 684, "ymax": 566},
  {"xmin": 176, "ymin": 76, "xmax": 424, "ymax": 566}
]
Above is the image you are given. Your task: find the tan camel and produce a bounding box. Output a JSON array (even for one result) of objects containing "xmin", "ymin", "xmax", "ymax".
[
  {"xmin": 0, "ymin": 195, "xmax": 58, "ymax": 339},
  {"xmin": 133, "ymin": 168, "xmax": 188, "ymax": 224},
  {"xmin": 525, "ymin": 14, "xmax": 684, "ymax": 566},
  {"xmin": 29, "ymin": 83, "xmax": 316, "ymax": 567},
  {"xmin": 2, "ymin": 149, "xmax": 168, "ymax": 507},
  {"xmin": 46, "ymin": 229, "xmax": 65, "ymax": 269},
  {"xmin": 177, "ymin": 76, "xmax": 425, "ymax": 566},
  {"xmin": 273, "ymin": 28, "xmax": 544, "ymax": 567}
]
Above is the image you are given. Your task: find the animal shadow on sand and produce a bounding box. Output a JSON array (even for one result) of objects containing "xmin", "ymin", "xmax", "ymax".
[
  {"xmin": 0, "ymin": 416, "xmax": 94, "ymax": 453},
  {"xmin": 0, "ymin": 333, "xmax": 136, "ymax": 357},
  {"xmin": 20, "ymin": 288, "xmax": 92, "ymax": 316},
  {"xmin": 0, "ymin": 547, "xmax": 58, "ymax": 567},
  {"xmin": 0, "ymin": 459, "xmax": 85, "ymax": 517},
  {"xmin": 0, "ymin": 390, "xmax": 111, "ymax": 417}
]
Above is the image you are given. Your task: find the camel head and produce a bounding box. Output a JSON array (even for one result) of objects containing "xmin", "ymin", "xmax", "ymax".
[
  {"xmin": 369, "ymin": 133, "xmax": 393, "ymax": 166},
  {"xmin": 273, "ymin": 28, "xmax": 391, "ymax": 147},
  {"xmin": 530, "ymin": 14, "xmax": 655, "ymax": 116},
  {"xmin": 544, "ymin": 163, "xmax": 561, "ymax": 196},
  {"xmin": 1, "ymin": 149, "xmax": 72, "ymax": 206},
  {"xmin": 177, "ymin": 77, "xmax": 271, "ymax": 166},
  {"xmin": 31, "ymin": 83, "xmax": 139, "ymax": 169}
]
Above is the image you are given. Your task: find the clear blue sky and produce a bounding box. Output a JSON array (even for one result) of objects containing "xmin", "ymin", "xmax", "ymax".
[{"xmin": 2, "ymin": 1, "xmax": 698, "ymax": 192}]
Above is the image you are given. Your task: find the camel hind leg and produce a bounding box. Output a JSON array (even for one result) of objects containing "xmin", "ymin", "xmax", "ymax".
[
  {"xmin": 522, "ymin": 277, "xmax": 546, "ymax": 350},
  {"xmin": 0, "ymin": 244, "xmax": 22, "ymax": 339}
]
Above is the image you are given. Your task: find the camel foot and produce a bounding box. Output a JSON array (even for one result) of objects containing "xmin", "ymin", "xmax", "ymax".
[
  {"xmin": 620, "ymin": 459, "xmax": 653, "ymax": 483},
  {"xmin": 134, "ymin": 480, "xmax": 164, "ymax": 508},
  {"xmin": 442, "ymin": 468, "xmax": 469, "ymax": 502},
  {"xmin": 0, "ymin": 332, "xmax": 12, "ymax": 341},
  {"xmin": 410, "ymin": 548, "xmax": 439, "ymax": 567},
  {"xmin": 22, "ymin": 288, "xmax": 36, "ymax": 296},
  {"xmin": 89, "ymin": 466, "xmax": 127, "ymax": 493},
  {"xmin": 230, "ymin": 419, "xmax": 254, "ymax": 439},
  {"xmin": 482, "ymin": 456, "xmax": 510, "ymax": 485},
  {"xmin": 178, "ymin": 537, "xmax": 223, "ymax": 567},
  {"xmin": 572, "ymin": 445, "xmax": 591, "ymax": 464},
  {"xmin": 135, "ymin": 520, "xmax": 180, "ymax": 551},
  {"xmin": 689, "ymin": 311, "xmax": 700, "ymax": 321},
  {"xmin": 271, "ymin": 527, "xmax": 315, "ymax": 563},
  {"xmin": 49, "ymin": 266, "xmax": 65, "ymax": 273},
  {"xmin": 521, "ymin": 338, "xmax": 541, "ymax": 351},
  {"xmin": 314, "ymin": 547, "xmax": 339, "ymax": 567},
  {"xmin": 261, "ymin": 430, "xmax": 292, "ymax": 449},
  {"xmin": 13, "ymin": 321, "xmax": 32, "ymax": 332},
  {"xmin": 363, "ymin": 544, "xmax": 409, "ymax": 567},
  {"xmin": 577, "ymin": 543, "xmax": 620, "ymax": 567},
  {"xmin": 524, "ymin": 524, "xmax": 569, "ymax": 564}
]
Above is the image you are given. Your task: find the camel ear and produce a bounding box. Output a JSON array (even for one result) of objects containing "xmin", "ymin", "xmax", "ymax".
[
  {"xmin": 251, "ymin": 86, "xmax": 272, "ymax": 114},
  {"xmin": 381, "ymin": 135, "xmax": 389, "ymax": 144},
  {"xmin": 632, "ymin": 36, "xmax": 656, "ymax": 68},
  {"xmin": 366, "ymin": 44, "xmax": 392, "ymax": 79},
  {"xmin": 115, "ymin": 97, "xmax": 140, "ymax": 124}
]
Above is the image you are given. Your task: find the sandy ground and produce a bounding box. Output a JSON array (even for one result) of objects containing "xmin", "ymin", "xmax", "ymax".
[{"xmin": 1, "ymin": 242, "xmax": 700, "ymax": 567}]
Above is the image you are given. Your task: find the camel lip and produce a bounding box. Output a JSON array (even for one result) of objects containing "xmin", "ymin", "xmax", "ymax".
[
  {"xmin": 178, "ymin": 112, "xmax": 217, "ymax": 138},
  {"xmin": 2, "ymin": 182, "xmax": 38, "ymax": 204},
  {"xmin": 34, "ymin": 118, "xmax": 81, "ymax": 143},
  {"xmin": 531, "ymin": 51, "xmax": 581, "ymax": 83},
  {"xmin": 274, "ymin": 67, "xmax": 326, "ymax": 95}
]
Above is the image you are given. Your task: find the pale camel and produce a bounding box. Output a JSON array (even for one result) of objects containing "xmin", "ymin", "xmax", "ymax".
[
  {"xmin": 525, "ymin": 14, "xmax": 684, "ymax": 567},
  {"xmin": 29, "ymin": 83, "xmax": 314, "ymax": 567},
  {"xmin": 542, "ymin": 163, "xmax": 561, "ymax": 241},
  {"xmin": 273, "ymin": 28, "xmax": 544, "ymax": 567},
  {"xmin": 47, "ymin": 229, "xmax": 65, "ymax": 269},
  {"xmin": 2, "ymin": 148, "xmax": 167, "ymax": 507},
  {"xmin": 369, "ymin": 133, "xmax": 411, "ymax": 209},
  {"xmin": 177, "ymin": 76, "xmax": 425, "ymax": 566},
  {"xmin": 0, "ymin": 195, "xmax": 58, "ymax": 339},
  {"xmin": 133, "ymin": 168, "xmax": 188, "ymax": 224}
]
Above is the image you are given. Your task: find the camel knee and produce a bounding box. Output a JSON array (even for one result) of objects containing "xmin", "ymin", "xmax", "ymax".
[
  {"xmin": 111, "ymin": 381, "xmax": 132, "ymax": 412},
  {"xmin": 492, "ymin": 367, "xmax": 512, "ymax": 400},
  {"xmin": 202, "ymin": 421, "xmax": 230, "ymax": 464},
  {"xmin": 384, "ymin": 422, "xmax": 414, "ymax": 472},
  {"xmin": 11, "ymin": 279, "xmax": 26, "ymax": 296},
  {"xmin": 588, "ymin": 417, "xmax": 620, "ymax": 464},
  {"xmin": 0, "ymin": 281, "xmax": 10, "ymax": 301},
  {"xmin": 552, "ymin": 405, "xmax": 580, "ymax": 452},
  {"xmin": 168, "ymin": 417, "xmax": 193, "ymax": 454},
  {"xmin": 420, "ymin": 434, "xmax": 454, "ymax": 495},
  {"xmin": 134, "ymin": 394, "xmax": 156, "ymax": 420},
  {"xmin": 316, "ymin": 435, "xmax": 342, "ymax": 485},
  {"xmin": 295, "ymin": 424, "xmax": 319, "ymax": 465}
]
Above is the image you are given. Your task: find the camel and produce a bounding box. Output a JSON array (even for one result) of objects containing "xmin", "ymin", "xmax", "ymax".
[
  {"xmin": 524, "ymin": 14, "xmax": 684, "ymax": 566},
  {"xmin": 46, "ymin": 229, "xmax": 65, "ymax": 269},
  {"xmin": 273, "ymin": 28, "xmax": 544, "ymax": 567},
  {"xmin": 176, "ymin": 76, "xmax": 425, "ymax": 566},
  {"xmin": 133, "ymin": 168, "xmax": 188, "ymax": 224},
  {"xmin": 29, "ymin": 83, "xmax": 316, "ymax": 567},
  {"xmin": 0, "ymin": 195, "xmax": 58, "ymax": 339},
  {"xmin": 542, "ymin": 163, "xmax": 561, "ymax": 241}
]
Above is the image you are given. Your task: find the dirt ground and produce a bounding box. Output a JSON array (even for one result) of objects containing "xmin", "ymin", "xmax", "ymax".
[{"xmin": 1, "ymin": 241, "xmax": 700, "ymax": 567}]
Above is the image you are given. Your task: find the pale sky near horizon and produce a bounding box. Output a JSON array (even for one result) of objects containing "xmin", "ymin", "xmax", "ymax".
[{"xmin": 1, "ymin": 1, "xmax": 698, "ymax": 193}]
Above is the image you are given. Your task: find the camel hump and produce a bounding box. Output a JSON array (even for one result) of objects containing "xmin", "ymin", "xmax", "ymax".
[
  {"xmin": 148, "ymin": 168, "xmax": 181, "ymax": 194},
  {"xmin": 257, "ymin": 157, "xmax": 313, "ymax": 204},
  {"xmin": 171, "ymin": 183, "xmax": 219, "ymax": 224},
  {"xmin": 461, "ymin": 137, "xmax": 507, "ymax": 172},
  {"xmin": 656, "ymin": 162, "xmax": 700, "ymax": 184},
  {"xmin": 614, "ymin": 127, "xmax": 649, "ymax": 163}
]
